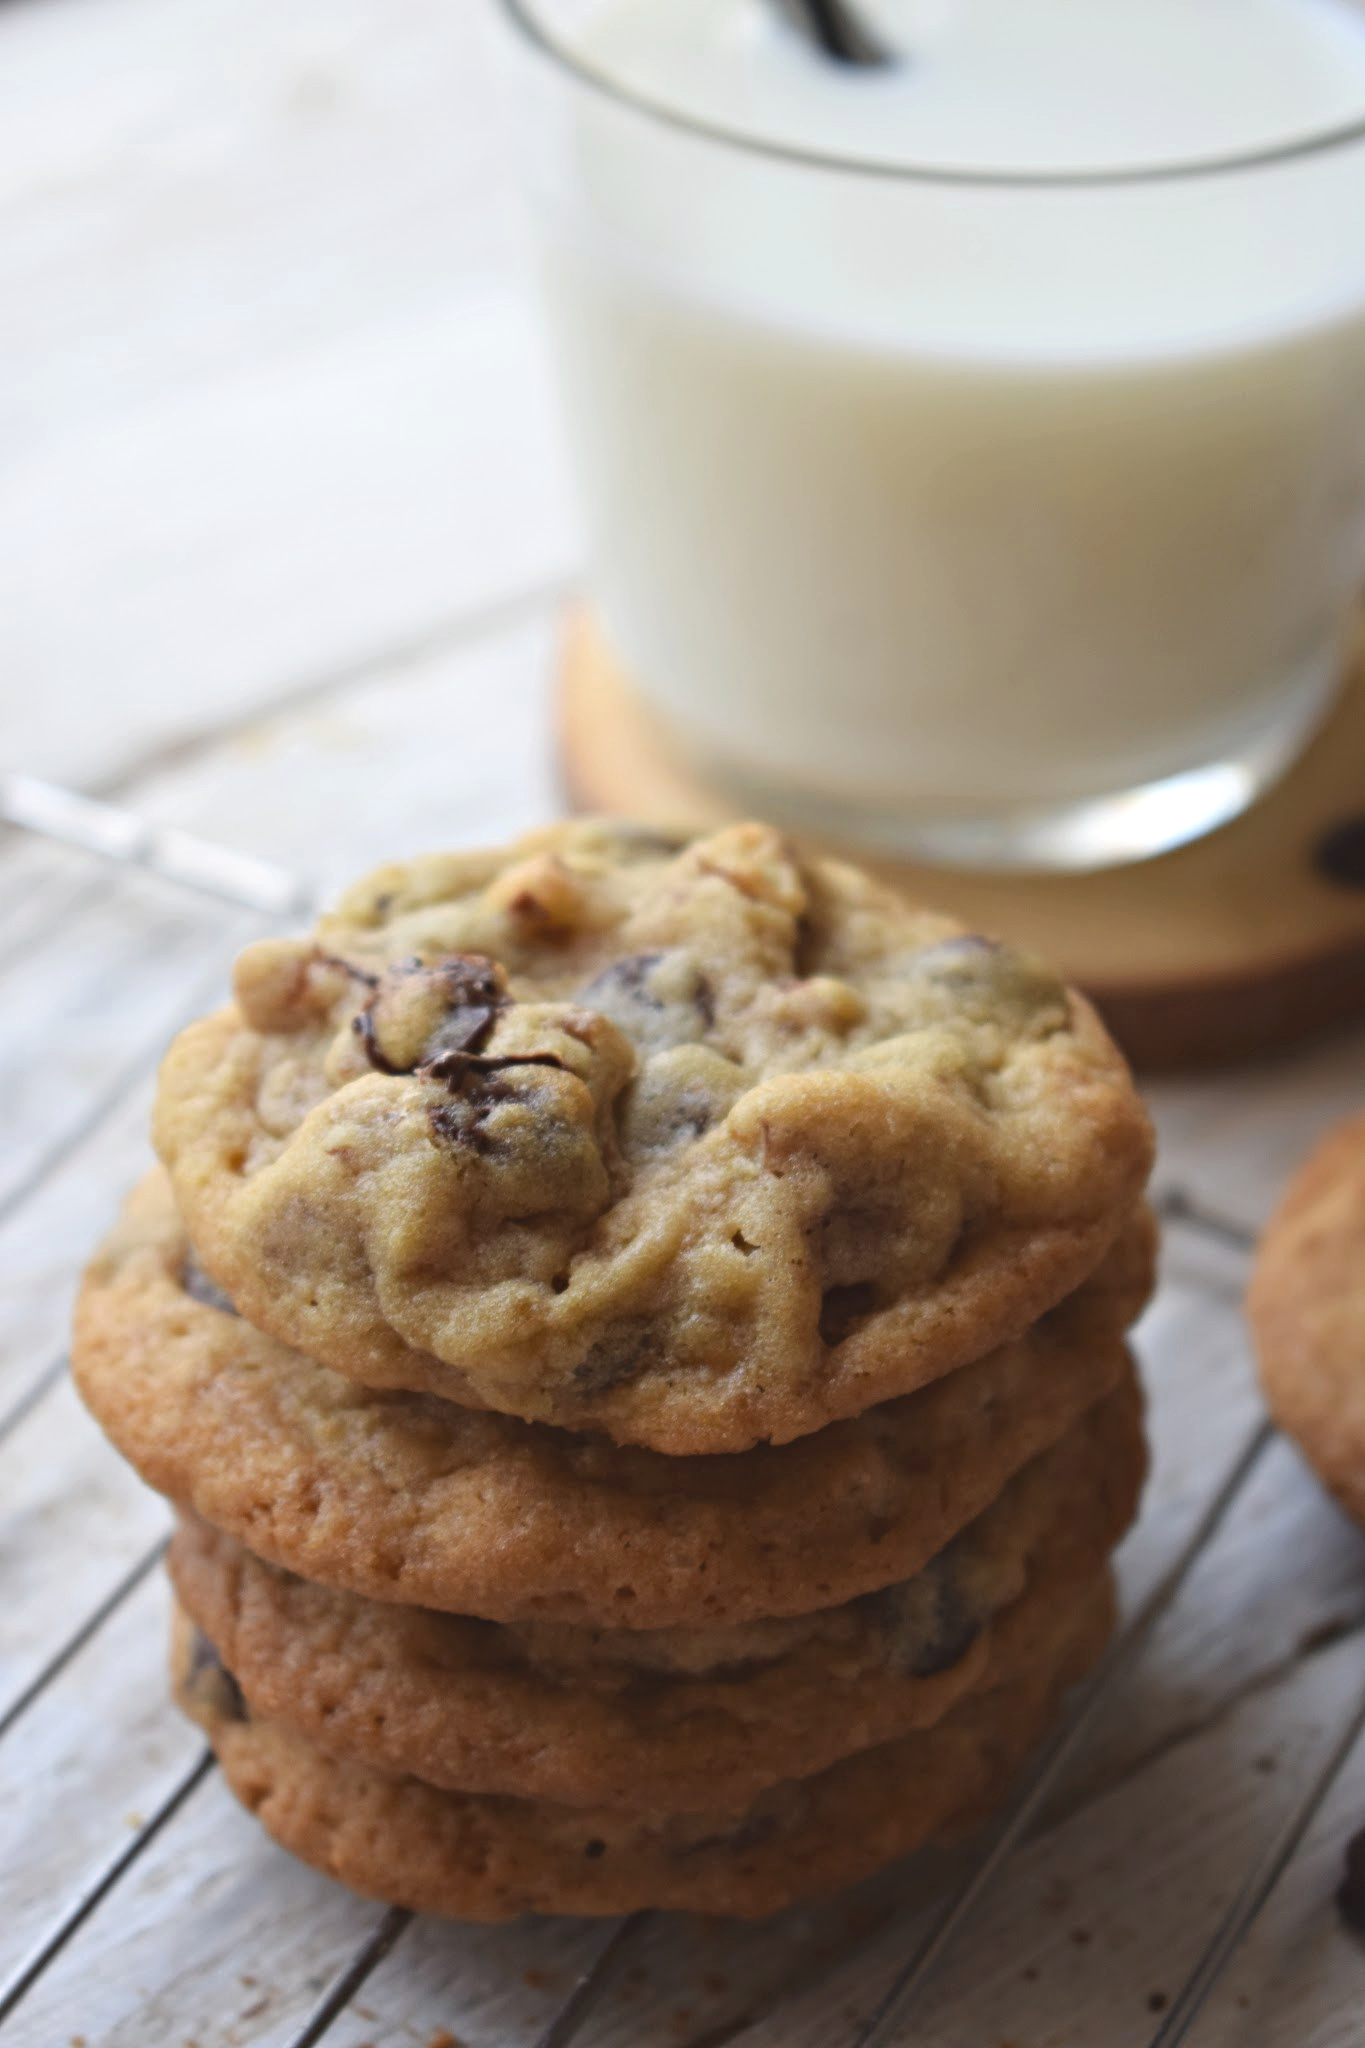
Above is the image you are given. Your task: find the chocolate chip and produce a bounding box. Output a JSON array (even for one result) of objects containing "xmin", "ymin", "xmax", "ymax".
[
  {"xmin": 577, "ymin": 951, "xmax": 713, "ymax": 1053},
  {"xmin": 581, "ymin": 952, "xmax": 664, "ymax": 1002},
  {"xmin": 618, "ymin": 1044, "xmax": 747, "ymax": 1158},
  {"xmin": 646, "ymin": 1091, "xmax": 716, "ymax": 1143},
  {"xmin": 583, "ymin": 1838, "xmax": 607, "ymax": 1859},
  {"xmin": 426, "ymin": 1069, "xmax": 518, "ymax": 1155},
  {"xmin": 181, "ymin": 1256, "xmax": 239, "ymax": 1318},
  {"xmin": 185, "ymin": 1628, "xmax": 248, "ymax": 1723},
  {"xmin": 317, "ymin": 952, "xmax": 380, "ymax": 989},
  {"xmin": 904, "ymin": 935, "xmax": 1068, "ymax": 1033},
  {"xmin": 1315, "ymin": 815, "xmax": 1365, "ymax": 889},
  {"xmin": 858, "ymin": 1556, "xmax": 983, "ymax": 1678},
  {"xmin": 1338, "ymin": 1824, "xmax": 1365, "ymax": 1937},
  {"xmin": 572, "ymin": 1321, "xmax": 656, "ymax": 1394},
  {"xmin": 818, "ymin": 1281, "xmax": 879, "ymax": 1346},
  {"xmin": 356, "ymin": 953, "xmax": 507, "ymax": 1075},
  {"xmin": 424, "ymin": 1052, "xmax": 569, "ymax": 1156},
  {"xmin": 424, "ymin": 1049, "xmax": 567, "ymax": 1084}
]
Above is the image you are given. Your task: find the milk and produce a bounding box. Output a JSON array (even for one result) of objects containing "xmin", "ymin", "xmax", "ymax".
[{"xmin": 510, "ymin": 0, "xmax": 1365, "ymax": 864}]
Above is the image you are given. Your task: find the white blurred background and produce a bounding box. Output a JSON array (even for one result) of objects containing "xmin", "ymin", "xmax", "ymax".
[{"xmin": 0, "ymin": 0, "xmax": 579, "ymax": 792}]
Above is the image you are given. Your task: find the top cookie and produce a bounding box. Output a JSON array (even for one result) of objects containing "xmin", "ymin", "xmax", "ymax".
[
  {"xmin": 1248, "ymin": 1109, "xmax": 1365, "ymax": 1527},
  {"xmin": 154, "ymin": 820, "xmax": 1153, "ymax": 1453}
]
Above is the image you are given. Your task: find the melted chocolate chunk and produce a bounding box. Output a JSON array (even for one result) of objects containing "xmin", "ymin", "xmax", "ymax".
[
  {"xmin": 424, "ymin": 1054, "xmax": 568, "ymax": 1155},
  {"xmin": 577, "ymin": 951, "xmax": 713, "ymax": 1053},
  {"xmin": 618, "ymin": 1045, "xmax": 747, "ymax": 1159},
  {"xmin": 184, "ymin": 1628, "xmax": 248, "ymax": 1723},
  {"xmin": 572, "ymin": 1321, "xmax": 657, "ymax": 1394},
  {"xmin": 858, "ymin": 1556, "xmax": 983, "ymax": 1679},
  {"xmin": 426, "ymin": 1069, "xmax": 518, "ymax": 1155},
  {"xmin": 181, "ymin": 1256, "xmax": 239, "ymax": 1318},
  {"xmin": 356, "ymin": 953, "xmax": 507, "ymax": 1075},
  {"xmin": 818, "ymin": 1281, "xmax": 879, "ymax": 1347}
]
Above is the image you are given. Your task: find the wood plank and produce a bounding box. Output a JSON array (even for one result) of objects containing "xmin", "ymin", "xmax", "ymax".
[
  {"xmin": 0, "ymin": 1572, "xmax": 199, "ymax": 1990},
  {"xmin": 1148, "ymin": 1027, "xmax": 1365, "ymax": 1233},
  {"xmin": 7, "ymin": 1772, "xmax": 382, "ymax": 2048},
  {"xmin": 740, "ymin": 1629, "xmax": 1365, "ymax": 2048},
  {"xmin": 0, "ymin": 1076, "xmax": 160, "ymax": 1417},
  {"xmin": 0, "ymin": 1378, "xmax": 170, "ymax": 1715},
  {"xmin": 0, "ymin": 871, "xmax": 248, "ymax": 1214}
]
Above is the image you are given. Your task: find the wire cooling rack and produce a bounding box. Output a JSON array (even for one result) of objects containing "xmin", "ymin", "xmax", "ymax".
[{"xmin": 0, "ymin": 770, "xmax": 1362, "ymax": 2048}]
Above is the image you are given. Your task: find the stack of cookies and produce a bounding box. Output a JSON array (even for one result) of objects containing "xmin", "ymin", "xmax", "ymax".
[{"xmin": 74, "ymin": 821, "xmax": 1155, "ymax": 1920}]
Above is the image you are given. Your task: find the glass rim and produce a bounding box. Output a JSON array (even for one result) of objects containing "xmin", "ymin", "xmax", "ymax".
[{"xmin": 498, "ymin": 0, "xmax": 1365, "ymax": 189}]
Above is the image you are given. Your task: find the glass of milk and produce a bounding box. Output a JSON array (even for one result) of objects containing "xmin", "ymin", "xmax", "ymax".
[{"xmin": 498, "ymin": 0, "xmax": 1365, "ymax": 870}]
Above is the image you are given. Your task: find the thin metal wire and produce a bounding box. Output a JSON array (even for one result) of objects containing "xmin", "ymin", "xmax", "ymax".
[
  {"xmin": 0, "ymin": 1748, "xmax": 215, "ymax": 2030},
  {"xmin": 530, "ymin": 1913, "xmax": 654, "ymax": 2048},
  {"xmin": 0, "ymin": 1533, "xmax": 170, "ymax": 1745},
  {"xmin": 846, "ymin": 1415, "xmax": 1277, "ymax": 2048},
  {"xmin": 0, "ymin": 774, "xmax": 314, "ymax": 919},
  {"xmin": 0, "ymin": 786, "xmax": 306, "ymax": 1225},
  {"xmin": 1147, "ymin": 1670, "xmax": 1365, "ymax": 2048},
  {"xmin": 286, "ymin": 1906, "xmax": 414, "ymax": 2048},
  {"xmin": 1156, "ymin": 1186, "xmax": 1257, "ymax": 1254}
]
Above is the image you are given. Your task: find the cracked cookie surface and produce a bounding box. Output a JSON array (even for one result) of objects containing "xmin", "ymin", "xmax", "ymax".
[
  {"xmin": 173, "ymin": 1581, "xmax": 1114, "ymax": 1920},
  {"xmin": 75, "ymin": 1173, "xmax": 1153, "ymax": 1629},
  {"xmin": 1249, "ymin": 1109, "xmax": 1365, "ymax": 1527},
  {"xmin": 152, "ymin": 820, "xmax": 1153, "ymax": 1452},
  {"xmin": 169, "ymin": 1367, "xmax": 1143, "ymax": 1812}
]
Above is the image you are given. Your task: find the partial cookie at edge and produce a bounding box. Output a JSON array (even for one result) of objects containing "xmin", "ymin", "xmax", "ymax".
[{"xmin": 1248, "ymin": 1108, "xmax": 1365, "ymax": 1527}]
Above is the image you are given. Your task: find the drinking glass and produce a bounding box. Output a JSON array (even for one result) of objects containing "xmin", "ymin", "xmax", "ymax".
[{"xmin": 497, "ymin": 0, "xmax": 1365, "ymax": 870}]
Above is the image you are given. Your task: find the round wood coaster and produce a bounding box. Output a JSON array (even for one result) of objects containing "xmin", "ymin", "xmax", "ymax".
[{"xmin": 556, "ymin": 610, "xmax": 1365, "ymax": 1070}]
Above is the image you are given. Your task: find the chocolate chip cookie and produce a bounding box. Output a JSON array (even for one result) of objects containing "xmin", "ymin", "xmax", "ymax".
[
  {"xmin": 1249, "ymin": 1109, "xmax": 1365, "ymax": 1526},
  {"xmin": 76, "ymin": 1173, "xmax": 1154, "ymax": 1629},
  {"xmin": 173, "ymin": 1581, "xmax": 1113, "ymax": 1921},
  {"xmin": 153, "ymin": 821, "xmax": 1153, "ymax": 1452}
]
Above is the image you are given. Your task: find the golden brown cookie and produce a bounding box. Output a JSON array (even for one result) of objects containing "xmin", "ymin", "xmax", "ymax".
[
  {"xmin": 173, "ymin": 1581, "xmax": 1113, "ymax": 1921},
  {"xmin": 153, "ymin": 820, "xmax": 1153, "ymax": 1452},
  {"xmin": 168, "ymin": 1370, "xmax": 1143, "ymax": 1811},
  {"xmin": 75, "ymin": 1173, "xmax": 1154, "ymax": 1629},
  {"xmin": 1248, "ymin": 1109, "xmax": 1365, "ymax": 1526}
]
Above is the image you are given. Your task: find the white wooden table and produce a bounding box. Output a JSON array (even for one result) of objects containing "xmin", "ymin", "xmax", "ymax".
[{"xmin": 1, "ymin": 3, "xmax": 1363, "ymax": 2043}]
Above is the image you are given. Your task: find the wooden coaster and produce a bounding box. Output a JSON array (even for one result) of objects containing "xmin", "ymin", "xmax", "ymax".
[{"xmin": 557, "ymin": 610, "xmax": 1365, "ymax": 1070}]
